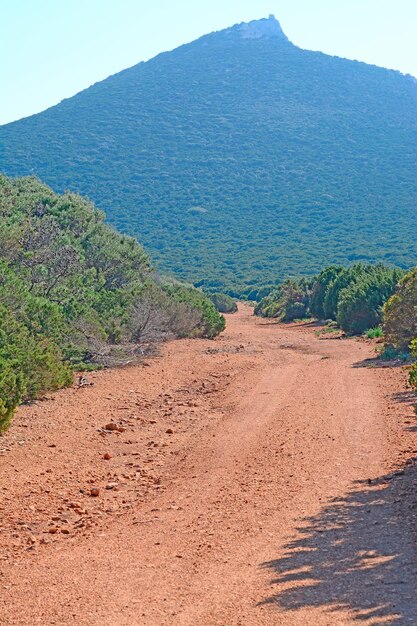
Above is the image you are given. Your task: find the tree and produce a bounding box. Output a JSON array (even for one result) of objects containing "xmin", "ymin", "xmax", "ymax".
[
  {"xmin": 336, "ymin": 267, "xmax": 403, "ymax": 334},
  {"xmin": 383, "ymin": 268, "xmax": 417, "ymax": 349},
  {"xmin": 310, "ymin": 266, "xmax": 342, "ymax": 319}
]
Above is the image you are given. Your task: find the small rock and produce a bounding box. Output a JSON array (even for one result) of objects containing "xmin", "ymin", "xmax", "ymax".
[
  {"xmin": 103, "ymin": 453, "xmax": 112, "ymax": 460},
  {"xmin": 105, "ymin": 423, "xmax": 119, "ymax": 431},
  {"xmin": 48, "ymin": 527, "xmax": 59, "ymax": 534},
  {"xmin": 61, "ymin": 528, "xmax": 70, "ymax": 535},
  {"xmin": 166, "ymin": 428, "xmax": 174, "ymax": 435},
  {"xmin": 106, "ymin": 482, "xmax": 118, "ymax": 490},
  {"xmin": 90, "ymin": 488, "xmax": 100, "ymax": 497}
]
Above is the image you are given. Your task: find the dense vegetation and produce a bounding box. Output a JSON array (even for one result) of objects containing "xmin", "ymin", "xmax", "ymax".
[
  {"xmin": 383, "ymin": 268, "xmax": 417, "ymax": 350},
  {"xmin": 1, "ymin": 16, "xmax": 416, "ymax": 292},
  {"xmin": 381, "ymin": 268, "xmax": 417, "ymax": 391},
  {"xmin": 0, "ymin": 175, "xmax": 224, "ymax": 431},
  {"xmin": 255, "ymin": 263, "xmax": 404, "ymax": 334},
  {"xmin": 254, "ymin": 278, "xmax": 312, "ymax": 321},
  {"xmin": 410, "ymin": 339, "xmax": 417, "ymax": 391},
  {"xmin": 208, "ymin": 292, "xmax": 238, "ymax": 313}
]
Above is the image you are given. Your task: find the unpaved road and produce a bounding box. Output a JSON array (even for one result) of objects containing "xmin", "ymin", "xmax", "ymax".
[{"xmin": 1, "ymin": 305, "xmax": 417, "ymax": 625}]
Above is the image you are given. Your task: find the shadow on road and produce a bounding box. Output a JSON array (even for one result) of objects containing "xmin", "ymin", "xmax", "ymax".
[
  {"xmin": 260, "ymin": 461, "xmax": 417, "ymax": 624},
  {"xmin": 391, "ymin": 390, "xmax": 416, "ymax": 406},
  {"xmin": 352, "ymin": 357, "xmax": 408, "ymax": 369}
]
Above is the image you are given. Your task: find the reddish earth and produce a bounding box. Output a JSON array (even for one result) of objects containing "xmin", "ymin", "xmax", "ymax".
[{"xmin": 1, "ymin": 304, "xmax": 417, "ymax": 625}]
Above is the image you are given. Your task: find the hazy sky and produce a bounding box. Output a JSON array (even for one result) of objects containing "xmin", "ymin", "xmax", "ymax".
[{"xmin": 1, "ymin": 0, "xmax": 416, "ymax": 125}]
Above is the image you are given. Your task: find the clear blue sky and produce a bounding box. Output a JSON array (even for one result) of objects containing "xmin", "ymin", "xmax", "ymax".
[{"xmin": 1, "ymin": 0, "xmax": 416, "ymax": 125}]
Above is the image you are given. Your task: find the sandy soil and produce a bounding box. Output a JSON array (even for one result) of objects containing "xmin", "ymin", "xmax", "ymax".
[{"xmin": 0, "ymin": 304, "xmax": 416, "ymax": 626}]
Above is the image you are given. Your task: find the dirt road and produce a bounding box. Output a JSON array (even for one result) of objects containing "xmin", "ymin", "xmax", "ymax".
[{"xmin": 1, "ymin": 305, "xmax": 417, "ymax": 625}]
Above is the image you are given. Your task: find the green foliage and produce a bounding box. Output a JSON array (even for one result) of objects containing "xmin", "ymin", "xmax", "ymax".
[
  {"xmin": 208, "ymin": 293, "xmax": 238, "ymax": 314},
  {"xmin": 0, "ymin": 362, "xmax": 25, "ymax": 432},
  {"xmin": 310, "ymin": 266, "xmax": 343, "ymax": 319},
  {"xmin": 409, "ymin": 339, "xmax": 417, "ymax": 390},
  {"xmin": 255, "ymin": 279, "xmax": 310, "ymax": 321},
  {"xmin": 364, "ymin": 326, "xmax": 383, "ymax": 339},
  {"xmin": 0, "ymin": 175, "xmax": 225, "ymax": 429},
  {"xmin": 380, "ymin": 346, "xmax": 399, "ymax": 361},
  {"xmin": 162, "ymin": 283, "xmax": 226, "ymax": 339},
  {"xmin": 383, "ymin": 268, "xmax": 417, "ymax": 350},
  {"xmin": 256, "ymin": 263, "xmax": 403, "ymax": 336},
  {"xmin": 1, "ymin": 23, "xmax": 416, "ymax": 292},
  {"xmin": 0, "ymin": 303, "xmax": 72, "ymax": 431},
  {"xmin": 335, "ymin": 266, "xmax": 403, "ymax": 334}
]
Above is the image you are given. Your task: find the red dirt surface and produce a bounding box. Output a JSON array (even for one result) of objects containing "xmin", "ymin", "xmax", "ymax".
[{"xmin": 1, "ymin": 304, "xmax": 417, "ymax": 625}]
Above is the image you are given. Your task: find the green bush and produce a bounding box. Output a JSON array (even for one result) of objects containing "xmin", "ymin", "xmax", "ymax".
[
  {"xmin": 0, "ymin": 364, "xmax": 25, "ymax": 432},
  {"xmin": 208, "ymin": 292, "xmax": 238, "ymax": 314},
  {"xmin": 256, "ymin": 263, "xmax": 403, "ymax": 335},
  {"xmin": 310, "ymin": 266, "xmax": 343, "ymax": 319},
  {"xmin": 364, "ymin": 326, "xmax": 383, "ymax": 339},
  {"xmin": 163, "ymin": 283, "xmax": 225, "ymax": 338},
  {"xmin": 336, "ymin": 267, "xmax": 402, "ymax": 334},
  {"xmin": 383, "ymin": 268, "xmax": 417, "ymax": 350},
  {"xmin": 0, "ymin": 175, "xmax": 226, "ymax": 429},
  {"xmin": 409, "ymin": 339, "xmax": 417, "ymax": 389},
  {"xmin": 254, "ymin": 279, "xmax": 310, "ymax": 321}
]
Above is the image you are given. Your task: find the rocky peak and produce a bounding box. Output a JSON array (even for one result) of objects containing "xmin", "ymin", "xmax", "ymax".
[{"xmin": 228, "ymin": 14, "xmax": 289, "ymax": 42}]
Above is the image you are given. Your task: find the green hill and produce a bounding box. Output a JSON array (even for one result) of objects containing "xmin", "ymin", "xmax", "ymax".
[{"xmin": 1, "ymin": 15, "xmax": 416, "ymax": 292}]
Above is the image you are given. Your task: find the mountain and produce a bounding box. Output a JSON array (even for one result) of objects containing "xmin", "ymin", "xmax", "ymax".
[{"xmin": 1, "ymin": 15, "xmax": 416, "ymax": 293}]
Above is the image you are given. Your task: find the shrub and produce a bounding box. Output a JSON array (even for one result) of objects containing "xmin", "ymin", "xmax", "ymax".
[
  {"xmin": 161, "ymin": 283, "xmax": 225, "ymax": 339},
  {"xmin": 208, "ymin": 292, "xmax": 238, "ymax": 314},
  {"xmin": 383, "ymin": 268, "xmax": 417, "ymax": 350},
  {"xmin": 336, "ymin": 268, "xmax": 402, "ymax": 334},
  {"xmin": 0, "ymin": 175, "xmax": 227, "ymax": 429},
  {"xmin": 364, "ymin": 326, "xmax": 383, "ymax": 339},
  {"xmin": 409, "ymin": 339, "xmax": 417, "ymax": 390},
  {"xmin": 0, "ymin": 363, "xmax": 25, "ymax": 432},
  {"xmin": 254, "ymin": 279, "xmax": 310, "ymax": 321},
  {"xmin": 310, "ymin": 266, "xmax": 343, "ymax": 319}
]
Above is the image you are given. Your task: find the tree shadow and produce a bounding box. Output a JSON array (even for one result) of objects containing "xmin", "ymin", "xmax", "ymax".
[
  {"xmin": 391, "ymin": 390, "xmax": 416, "ymax": 406},
  {"xmin": 260, "ymin": 462, "xmax": 417, "ymax": 624},
  {"xmin": 391, "ymin": 391, "xmax": 417, "ymax": 431},
  {"xmin": 352, "ymin": 357, "xmax": 407, "ymax": 369}
]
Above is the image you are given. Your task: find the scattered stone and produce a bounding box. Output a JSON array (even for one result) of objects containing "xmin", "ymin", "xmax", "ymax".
[
  {"xmin": 166, "ymin": 428, "xmax": 174, "ymax": 435},
  {"xmin": 61, "ymin": 528, "xmax": 70, "ymax": 535},
  {"xmin": 105, "ymin": 423, "xmax": 119, "ymax": 431},
  {"xmin": 78, "ymin": 375, "xmax": 94, "ymax": 388},
  {"xmin": 48, "ymin": 527, "xmax": 59, "ymax": 534},
  {"xmin": 90, "ymin": 488, "xmax": 100, "ymax": 497},
  {"xmin": 106, "ymin": 482, "xmax": 118, "ymax": 490},
  {"xmin": 103, "ymin": 453, "xmax": 112, "ymax": 460}
]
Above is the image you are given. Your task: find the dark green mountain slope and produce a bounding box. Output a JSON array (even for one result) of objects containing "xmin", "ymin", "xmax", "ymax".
[{"xmin": 1, "ymin": 15, "xmax": 416, "ymax": 292}]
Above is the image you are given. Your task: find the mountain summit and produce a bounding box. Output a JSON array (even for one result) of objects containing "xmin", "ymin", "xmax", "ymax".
[
  {"xmin": 1, "ymin": 17, "xmax": 416, "ymax": 291},
  {"xmin": 225, "ymin": 14, "xmax": 289, "ymax": 41}
]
